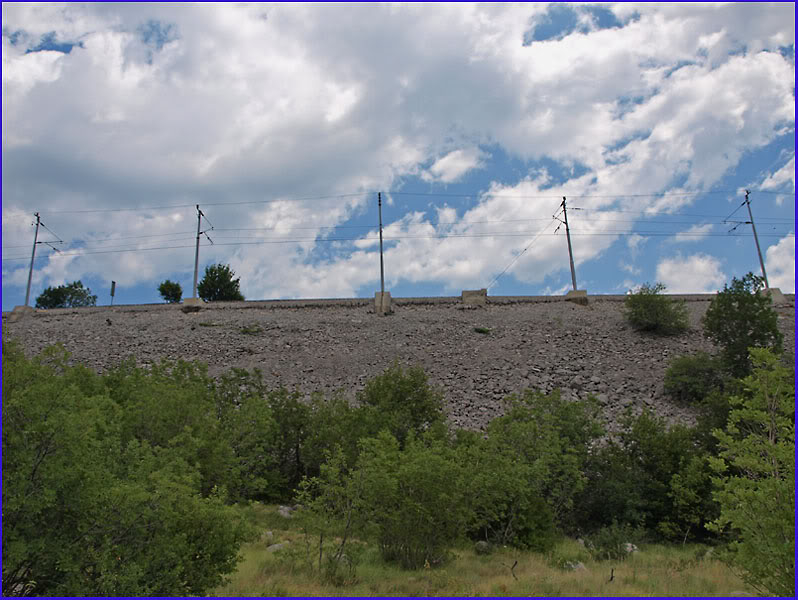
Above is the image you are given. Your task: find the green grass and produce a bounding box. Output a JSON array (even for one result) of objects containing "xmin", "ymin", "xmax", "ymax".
[
  {"xmin": 240, "ymin": 324, "xmax": 263, "ymax": 335},
  {"xmin": 474, "ymin": 327, "xmax": 491, "ymax": 335},
  {"xmin": 198, "ymin": 321, "xmax": 222, "ymax": 327},
  {"xmin": 212, "ymin": 504, "xmax": 753, "ymax": 597}
]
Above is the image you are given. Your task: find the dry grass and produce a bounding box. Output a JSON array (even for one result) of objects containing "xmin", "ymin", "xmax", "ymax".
[{"xmin": 212, "ymin": 504, "xmax": 753, "ymax": 597}]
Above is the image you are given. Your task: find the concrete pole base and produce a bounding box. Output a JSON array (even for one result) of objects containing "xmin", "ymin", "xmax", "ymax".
[
  {"xmin": 375, "ymin": 291, "xmax": 391, "ymax": 315},
  {"xmin": 183, "ymin": 297, "xmax": 205, "ymax": 307},
  {"xmin": 462, "ymin": 289, "xmax": 487, "ymax": 306},
  {"xmin": 565, "ymin": 290, "xmax": 589, "ymax": 305},
  {"xmin": 7, "ymin": 305, "xmax": 35, "ymax": 323},
  {"xmin": 762, "ymin": 287, "xmax": 787, "ymax": 306}
]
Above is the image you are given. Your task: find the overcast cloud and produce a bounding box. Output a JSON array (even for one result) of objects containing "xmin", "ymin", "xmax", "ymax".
[{"xmin": 2, "ymin": 3, "xmax": 794, "ymax": 307}]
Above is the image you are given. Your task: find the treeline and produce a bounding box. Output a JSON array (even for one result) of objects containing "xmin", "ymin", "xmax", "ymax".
[{"xmin": 2, "ymin": 273, "xmax": 793, "ymax": 596}]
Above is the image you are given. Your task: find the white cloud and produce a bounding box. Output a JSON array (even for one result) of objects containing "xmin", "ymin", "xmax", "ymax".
[
  {"xmin": 758, "ymin": 155, "xmax": 795, "ymax": 206},
  {"xmin": 766, "ymin": 234, "xmax": 795, "ymax": 293},
  {"xmin": 656, "ymin": 253, "xmax": 727, "ymax": 293},
  {"xmin": 422, "ymin": 147, "xmax": 488, "ymax": 183},
  {"xmin": 668, "ymin": 223, "xmax": 714, "ymax": 244},
  {"xmin": 1, "ymin": 3, "xmax": 794, "ymax": 301}
]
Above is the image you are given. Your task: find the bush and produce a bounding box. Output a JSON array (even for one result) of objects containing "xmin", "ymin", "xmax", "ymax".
[
  {"xmin": 35, "ymin": 280, "xmax": 97, "ymax": 309},
  {"xmin": 198, "ymin": 263, "xmax": 245, "ymax": 302},
  {"xmin": 158, "ymin": 279, "xmax": 182, "ymax": 303},
  {"xmin": 356, "ymin": 363, "xmax": 447, "ymax": 448},
  {"xmin": 708, "ymin": 348, "xmax": 794, "ymax": 596},
  {"xmin": 623, "ymin": 282, "xmax": 689, "ymax": 335},
  {"xmin": 701, "ymin": 273, "xmax": 783, "ymax": 378},
  {"xmin": 664, "ymin": 352, "xmax": 726, "ymax": 404},
  {"xmin": 1, "ymin": 342, "xmax": 248, "ymax": 597},
  {"xmin": 357, "ymin": 432, "xmax": 468, "ymax": 569},
  {"xmin": 585, "ymin": 521, "xmax": 644, "ymax": 562}
]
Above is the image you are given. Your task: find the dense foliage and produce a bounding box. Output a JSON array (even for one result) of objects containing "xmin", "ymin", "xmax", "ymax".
[
  {"xmin": 3, "ymin": 276, "xmax": 790, "ymax": 593},
  {"xmin": 708, "ymin": 348, "xmax": 794, "ymax": 596},
  {"xmin": 623, "ymin": 282, "xmax": 689, "ymax": 335},
  {"xmin": 35, "ymin": 280, "xmax": 97, "ymax": 309},
  {"xmin": 1, "ymin": 343, "xmax": 249, "ymax": 597},
  {"xmin": 701, "ymin": 272, "xmax": 782, "ymax": 378},
  {"xmin": 157, "ymin": 279, "xmax": 183, "ymax": 303},
  {"xmin": 197, "ymin": 263, "xmax": 245, "ymax": 302}
]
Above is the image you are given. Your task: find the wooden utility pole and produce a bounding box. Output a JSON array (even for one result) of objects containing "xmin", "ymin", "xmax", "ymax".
[
  {"xmin": 24, "ymin": 213, "xmax": 40, "ymax": 307},
  {"xmin": 744, "ymin": 190, "xmax": 770, "ymax": 288}
]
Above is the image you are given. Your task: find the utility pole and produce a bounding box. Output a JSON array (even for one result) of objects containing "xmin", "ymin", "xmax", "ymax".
[
  {"xmin": 378, "ymin": 192, "xmax": 385, "ymax": 299},
  {"xmin": 24, "ymin": 213, "xmax": 40, "ymax": 307},
  {"xmin": 561, "ymin": 197, "xmax": 578, "ymax": 291},
  {"xmin": 744, "ymin": 190, "xmax": 770, "ymax": 288},
  {"xmin": 192, "ymin": 205, "xmax": 202, "ymax": 299}
]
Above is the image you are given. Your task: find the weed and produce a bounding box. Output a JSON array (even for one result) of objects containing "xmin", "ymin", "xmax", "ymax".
[
  {"xmin": 474, "ymin": 327, "xmax": 491, "ymax": 335},
  {"xmin": 198, "ymin": 321, "xmax": 222, "ymax": 327},
  {"xmin": 240, "ymin": 324, "xmax": 263, "ymax": 335}
]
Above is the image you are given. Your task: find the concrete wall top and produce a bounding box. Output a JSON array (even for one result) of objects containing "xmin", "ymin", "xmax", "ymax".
[{"xmin": 7, "ymin": 292, "xmax": 791, "ymax": 318}]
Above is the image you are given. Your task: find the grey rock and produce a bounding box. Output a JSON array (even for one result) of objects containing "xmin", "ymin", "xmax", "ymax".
[
  {"xmin": 474, "ymin": 540, "xmax": 492, "ymax": 555},
  {"xmin": 266, "ymin": 542, "xmax": 290, "ymax": 553}
]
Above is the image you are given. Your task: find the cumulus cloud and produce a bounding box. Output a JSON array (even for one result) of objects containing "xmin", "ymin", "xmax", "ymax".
[
  {"xmin": 766, "ymin": 235, "xmax": 795, "ymax": 293},
  {"xmin": 422, "ymin": 147, "xmax": 488, "ymax": 183},
  {"xmin": 1, "ymin": 3, "xmax": 794, "ymax": 301},
  {"xmin": 668, "ymin": 223, "xmax": 714, "ymax": 244},
  {"xmin": 656, "ymin": 253, "xmax": 727, "ymax": 293}
]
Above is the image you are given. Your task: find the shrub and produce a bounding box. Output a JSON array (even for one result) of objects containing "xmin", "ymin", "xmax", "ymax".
[
  {"xmin": 708, "ymin": 348, "xmax": 794, "ymax": 596},
  {"xmin": 357, "ymin": 432, "xmax": 469, "ymax": 569},
  {"xmin": 701, "ymin": 272, "xmax": 782, "ymax": 378},
  {"xmin": 663, "ymin": 352, "xmax": 726, "ymax": 404},
  {"xmin": 585, "ymin": 521, "xmax": 644, "ymax": 562},
  {"xmin": 356, "ymin": 363, "xmax": 447, "ymax": 448},
  {"xmin": 198, "ymin": 263, "xmax": 245, "ymax": 302},
  {"xmin": 623, "ymin": 282, "xmax": 689, "ymax": 335},
  {"xmin": 35, "ymin": 280, "xmax": 97, "ymax": 309},
  {"xmin": 158, "ymin": 279, "xmax": 182, "ymax": 303},
  {"xmin": 1, "ymin": 342, "xmax": 248, "ymax": 597}
]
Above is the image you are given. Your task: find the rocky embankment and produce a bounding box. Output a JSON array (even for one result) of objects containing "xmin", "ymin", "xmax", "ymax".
[{"xmin": 3, "ymin": 296, "xmax": 794, "ymax": 432}]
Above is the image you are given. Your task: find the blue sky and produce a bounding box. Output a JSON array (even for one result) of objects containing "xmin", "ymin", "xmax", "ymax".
[{"xmin": 2, "ymin": 3, "xmax": 794, "ymax": 311}]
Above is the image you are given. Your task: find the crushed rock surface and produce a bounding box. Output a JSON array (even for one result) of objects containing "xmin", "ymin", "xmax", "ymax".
[{"xmin": 3, "ymin": 297, "xmax": 794, "ymax": 432}]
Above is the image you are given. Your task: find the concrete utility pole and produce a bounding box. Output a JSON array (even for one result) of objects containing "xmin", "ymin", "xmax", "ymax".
[
  {"xmin": 378, "ymin": 192, "xmax": 385, "ymax": 298},
  {"xmin": 561, "ymin": 197, "xmax": 578, "ymax": 291},
  {"xmin": 744, "ymin": 189, "xmax": 770, "ymax": 288},
  {"xmin": 24, "ymin": 212, "xmax": 40, "ymax": 307},
  {"xmin": 192, "ymin": 205, "xmax": 202, "ymax": 299}
]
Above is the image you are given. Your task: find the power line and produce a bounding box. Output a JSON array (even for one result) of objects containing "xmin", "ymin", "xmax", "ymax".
[{"xmin": 1, "ymin": 230, "xmax": 792, "ymax": 264}]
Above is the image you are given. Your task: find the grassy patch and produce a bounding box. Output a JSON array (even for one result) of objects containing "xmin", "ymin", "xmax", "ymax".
[
  {"xmin": 240, "ymin": 324, "xmax": 263, "ymax": 335},
  {"xmin": 212, "ymin": 505, "xmax": 752, "ymax": 597},
  {"xmin": 473, "ymin": 327, "xmax": 491, "ymax": 335},
  {"xmin": 198, "ymin": 321, "xmax": 222, "ymax": 327}
]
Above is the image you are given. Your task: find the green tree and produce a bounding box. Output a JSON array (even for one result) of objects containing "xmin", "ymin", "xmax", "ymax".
[
  {"xmin": 623, "ymin": 282, "xmax": 689, "ymax": 335},
  {"xmin": 708, "ymin": 348, "xmax": 794, "ymax": 596},
  {"xmin": 1, "ymin": 342, "xmax": 248, "ymax": 597},
  {"xmin": 702, "ymin": 272, "xmax": 782, "ymax": 378},
  {"xmin": 197, "ymin": 263, "xmax": 245, "ymax": 302},
  {"xmin": 35, "ymin": 280, "xmax": 97, "ymax": 308},
  {"xmin": 157, "ymin": 279, "xmax": 182, "ymax": 303},
  {"xmin": 356, "ymin": 363, "xmax": 447, "ymax": 449},
  {"xmin": 663, "ymin": 352, "xmax": 727, "ymax": 404}
]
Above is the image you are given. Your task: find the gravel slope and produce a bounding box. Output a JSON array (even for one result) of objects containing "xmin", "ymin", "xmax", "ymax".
[{"xmin": 3, "ymin": 297, "xmax": 794, "ymax": 432}]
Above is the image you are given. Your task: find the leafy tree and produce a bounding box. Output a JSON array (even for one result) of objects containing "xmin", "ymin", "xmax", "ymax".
[
  {"xmin": 663, "ymin": 352, "xmax": 727, "ymax": 404},
  {"xmin": 623, "ymin": 282, "xmax": 689, "ymax": 335},
  {"xmin": 35, "ymin": 280, "xmax": 97, "ymax": 308},
  {"xmin": 1, "ymin": 342, "xmax": 248, "ymax": 597},
  {"xmin": 702, "ymin": 272, "xmax": 782, "ymax": 378},
  {"xmin": 356, "ymin": 432, "xmax": 469, "ymax": 569},
  {"xmin": 158, "ymin": 279, "xmax": 182, "ymax": 303},
  {"xmin": 356, "ymin": 363, "xmax": 447, "ymax": 449},
  {"xmin": 708, "ymin": 348, "xmax": 794, "ymax": 597},
  {"xmin": 197, "ymin": 263, "xmax": 244, "ymax": 302}
]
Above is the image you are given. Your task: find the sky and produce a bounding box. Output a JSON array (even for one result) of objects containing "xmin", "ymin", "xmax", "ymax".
[{"xmin": 2, "ymin": 2, "xmax": 795, "ymax": 311}]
